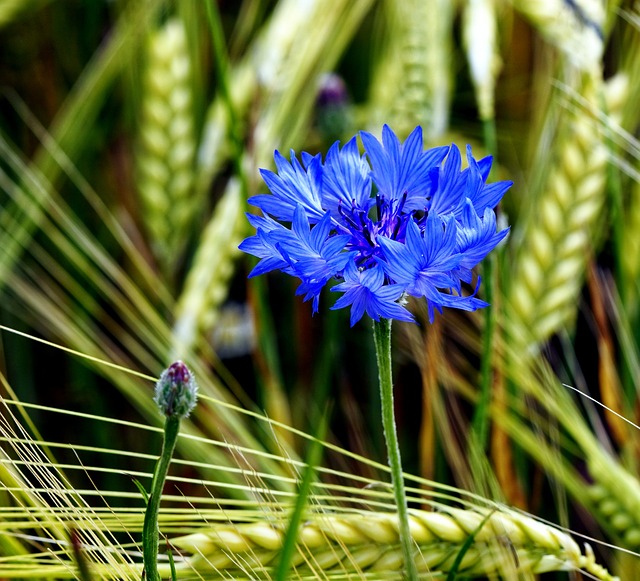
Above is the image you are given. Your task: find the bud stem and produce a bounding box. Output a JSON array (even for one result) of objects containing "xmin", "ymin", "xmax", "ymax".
[{"xmin": 142, "ymin": 415, "xmax": 180, "ymax": 581}]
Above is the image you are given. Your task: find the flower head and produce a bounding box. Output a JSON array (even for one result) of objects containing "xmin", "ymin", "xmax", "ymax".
[{"xmin": 240, "ymin": 125, "xmax": 511, "ymax": 325}]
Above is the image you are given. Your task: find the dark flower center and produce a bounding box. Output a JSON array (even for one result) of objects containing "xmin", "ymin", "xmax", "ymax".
[{"xmin": 337, "ymin": 191, "xmax": 421, "ymax": 269}]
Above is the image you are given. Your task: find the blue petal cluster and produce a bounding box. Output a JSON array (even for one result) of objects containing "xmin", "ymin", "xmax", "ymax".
[{"xmin": 240, "ymin": 125, "xmax": 511, "ymax": 326}]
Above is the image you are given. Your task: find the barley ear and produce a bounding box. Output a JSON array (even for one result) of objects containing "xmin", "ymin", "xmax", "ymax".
[
  {"xmin": 171, "ymin": 508, "xmax": 618, "ymax": 580},
  {"xmin": 367, "ymin": 0, "xmax": 454, "ymax": 139},
  {"xmin": 507, "ymin": 72, "xmax": 627, "ymax": 351},
  {"xmin": 135, "ymin": 17, "xmax": 197, "ymax": 278},
  {"xmin": 508, "ymin": 0, "xmax": 604, "ymax": 69},
  {"xmin": 587, "ymin": 453, "xmax": 640, "ymax": 550}
]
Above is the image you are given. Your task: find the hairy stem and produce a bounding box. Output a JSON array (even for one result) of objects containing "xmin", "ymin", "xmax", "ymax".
[
  {"xmin": 373, "ymin": 318, "xmax": 418, "ymax": 581},
  {"xmin": 142, "ymin": 415, "xmax": 180, "ymax": 581}
]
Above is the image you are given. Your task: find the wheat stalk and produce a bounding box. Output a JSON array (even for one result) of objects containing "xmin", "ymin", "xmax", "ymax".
[
  {"xmin": 506, "ymin": 71, "xmax": 627, "ymax": 351},
  {"xmin": 135, "ymin": 16, "xmax": 197, "ymax": 278},
  {"xmin": 618, "ymin": 4, "xmax": 640, "ymax": 316},
  {"xmin": 197, "ymin": 0, "xmax": 374, "ymax": 197},
  {"xmin": 498, "ymin": 338, "xmax": 640, "ymax": 557}
]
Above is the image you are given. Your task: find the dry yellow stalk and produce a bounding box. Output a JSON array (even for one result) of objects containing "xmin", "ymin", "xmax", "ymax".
[
  {"xmin": 170, "ymin": 507, "xmax": 617, "ymax": 579},
  {"xmin": 506, "ymin": 72, "xmax": 627, "ymax": 351},
  {"xmin": 587, "ymin": 265, "xmax": 629, "ymax": 445},
  {"xmin": 135, "ymin": 17, "xmax": 196, "ymax": 276},
  {"xmin": 508, "ymin": 0, "xmax": 604, "ymax": 69}
]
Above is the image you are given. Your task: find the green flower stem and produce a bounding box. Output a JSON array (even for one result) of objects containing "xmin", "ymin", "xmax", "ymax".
[
  {"xmin": 142, "ymin": 415, "xmax": 180, "ymax": 581},
  {"xmin": 373, "ymin": 318, "xmax": 418, "ymax": 581}
]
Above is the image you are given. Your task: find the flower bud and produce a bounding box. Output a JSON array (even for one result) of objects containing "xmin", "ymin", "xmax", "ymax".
[{"xmin": 154, "ymin": 361, "xmax": 198, "ymax": 418}]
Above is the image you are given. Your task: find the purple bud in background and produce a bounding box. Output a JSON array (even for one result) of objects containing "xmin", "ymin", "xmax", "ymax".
[
  {"xmin": 316, "ymin": 73, "xmax": 349, "ymax": 108},
  {"xmin": 315, "ymin": 73, "xmax": 352, "ymax": 142}
]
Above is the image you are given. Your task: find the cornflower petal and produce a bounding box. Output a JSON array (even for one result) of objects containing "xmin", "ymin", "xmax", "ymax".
[
  {"xmin": 360, "ymin": 125, "xmax": 448, "ymax": 207},
  {"xmin": 251, "ymin": 150, "xmax": 325, "ymax": 222},
  {"xmin": 378, "ymin": 216, "xmax": 488, "ymax": 318},
  {"xmin": 471, "ymin": 180, "xmax": 513, "ymax": 215},
  {"xmin": 454, "ymin": 201, "xmax": 510, "ymax": 283},
  {"xmin": 331, "ymin": 261, "xmax": 414, "ymax": 326},
  {"xmin": 379, "ymin": 217, "xmax": 460, "ymax": 295},
  {"xmin": 322, "ymin": 137, "xmax": 373, "ymax": 217},
  {"xmin": 422, "ymin": 282, "xmax": 488, "ymax": 323},
  {"xmin": 239, "ymin": 214, "xmax": 292, "ymax": 276},
  {"xmin": 462, "ymin": 145, "xmax": 512, "ymax": 213},
  {"xmin": 476, "ymin": 154, "xmax": 493, "ymax": 181},
  {"xmin": 272, "ymin": 206, "xmax": 351, "ymax": 312},
  {"xmin": 462, "ymin": 152, "xmax": 486, "ymax": 206},
  {"xmin": 427, "ymin": 144, "xmax": 469, "ymax": 215}
]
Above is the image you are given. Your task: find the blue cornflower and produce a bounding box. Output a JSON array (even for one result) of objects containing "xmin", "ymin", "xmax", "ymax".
[{"xmin": 239, "ymin": 125, "xmax": 511, "ymax": 326}]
